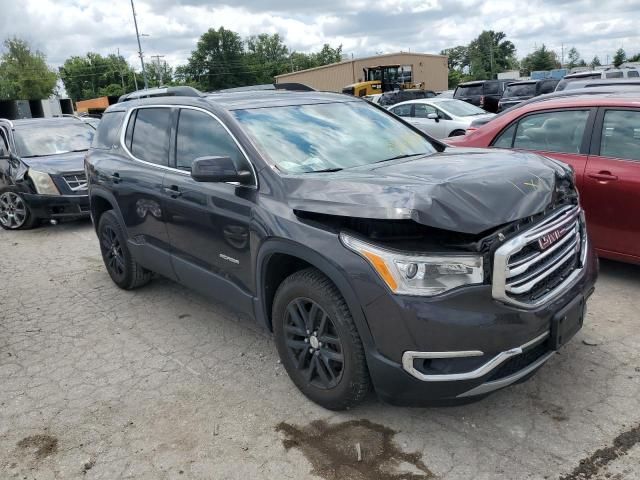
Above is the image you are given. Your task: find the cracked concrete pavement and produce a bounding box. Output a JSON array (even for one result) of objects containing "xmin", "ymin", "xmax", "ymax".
[{"xmin": 1, "ymin": 220, "xmax": 639, "ymax": 479}]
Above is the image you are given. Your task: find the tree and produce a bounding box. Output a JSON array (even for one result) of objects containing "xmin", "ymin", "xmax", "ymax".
[
  {"xmin": 312, "ymin": 44, "xmax": 343, "ymax": 66},
  {"xmin": 590, "ymin": 56, "xmax": 601, "ymax": 68},
  {"xmin": 0, "ymin": 37, "xmax": 58, "ymax": 100},
  {"xmin": 629, "ymin": 52, "xmax": 640, "ymax": 62},
  {"xmin": 566, "ymin": 47, "xmax": 581, "ymax": 70},
  {"xmin": 440, "ymin": 46, "xmax": 469, "ymax": 71},
  {"xmin": 613, "ymin": 48, "xmax": 626, "ymax": 67},
  {"xmin": 520, "ymin": 45, "xmax": 561, "ymax": 75},
  {"xmin": 59, "ymin": 53, "xmax": 138, "ymax": 101},
  {"xmin": 181, "ymin": 27, "xmax": 254, "ymax": 91},
  {"xmin": 246, "ymin": 33, "xmax": 289, "ymax": 84},
  {"xmin": 146, "ymin": 60, "xmax": 174, "ymax": 87},
  {"xmin": 466, "ymin": 31, "xmax": 517, "ymax": 80}
]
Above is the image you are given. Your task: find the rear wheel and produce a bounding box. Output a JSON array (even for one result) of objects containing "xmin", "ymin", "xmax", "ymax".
[
  {"xmin": 273, "ymin": 268, "xmax": 370, "ymax": 410},
  {"xmin": 0, "ymin": 190, "xmax": 37, "ymax": 230},
  {"xmin": 449, "ymin": 129, "xmax": 466, "ymax": 137},
  {"xmin": 98, "ymin": 210, "xmax": 151, "ymax": 289}
]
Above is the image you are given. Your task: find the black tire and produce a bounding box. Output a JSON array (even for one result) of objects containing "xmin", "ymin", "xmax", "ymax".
[
  {"xmin": 0, "ymin": 189, "xmax": 37, "ymax": 230},
  {"xmin": 449, "ymin": 129, "xmax": 466, "ymax": 137},
  {"xmin": 97, "ymin": 210, "xmax": 151, "ymax": 290},
  {"xmin": 273, "ymin": 268, "xmax": 371, "ymax": 410}
]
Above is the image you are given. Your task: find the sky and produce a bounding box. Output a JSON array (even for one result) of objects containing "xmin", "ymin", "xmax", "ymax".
[{"xmin": 0, "ymin": 0, "xmax": 638, "ymax": 70}]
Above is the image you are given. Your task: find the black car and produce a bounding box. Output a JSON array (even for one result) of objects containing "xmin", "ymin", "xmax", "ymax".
[
  {"xmin": 497, "ymin": 78, "xmax": 559, "ymax": 111},
  {"xmin": 378, "ymin": 89, "xmax": 436, "ymax": 106},
  {"xmin": 85, "ymin": 88, "xmax": 598, "ymax": 409},
  {"xmin": 0, "ymin": 117, "xmax": 94, "ymax": 229},
  {"xmin": 453, "ymin": 79, "xmax": 514, "ymax": 113}
]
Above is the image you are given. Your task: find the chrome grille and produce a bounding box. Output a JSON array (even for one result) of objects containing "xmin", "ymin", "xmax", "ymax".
[
  {"xmin": 493, "ymin": 205, "xmax": 586, "ymax": 308},
  {"xmin": 62, "ymin": 173, "xmax": 87, "ymax": 192}
]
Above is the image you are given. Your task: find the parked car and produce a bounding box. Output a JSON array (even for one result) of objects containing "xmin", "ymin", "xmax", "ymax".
[
  {"xmin": 559, "ymin": 78, "xmax": 640, "ymax": 91},
  {"xmin": 556, "ymin": 70, "xmax": 640, "ymax": 91},
  {"xmin": 466, "ymin": 84, "xmax": 640, "ymax": 132},
  {"xmin": 85, "ymin": 88, "xmax": 597, "ymax": 409},
  {"xmin": 453, "ymin": 79, "xmax": 515, "ymax": 113},
  {"xmin": 363, "ymin": 93, "xmax": 383, "ymax": 105},
  {"xmin": 498, "ymin": 79, "xmax": 560, "ymax": 111},
  {"xmin": 0, "ymin": 117, "xmax": 94, "ymax": 229},
  {"xmin": 378, "ymin": 89, "xmax": 436, "ymax": 106},
  {"xmin": 388, "ymin": 98, "xmax": 494, "ymax": 138},
  {"xmin": 436, "ymin": 90, "xmax": 454, "ymax": 98},
  {"xmin": 447, "ymin": 93, "xmax": 640, "ymax": 265}
]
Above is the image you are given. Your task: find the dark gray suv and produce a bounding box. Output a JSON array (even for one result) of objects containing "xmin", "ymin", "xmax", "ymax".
[{"xmin": 85, "ymin": 88, "xmax": 598, "ymax": 409}]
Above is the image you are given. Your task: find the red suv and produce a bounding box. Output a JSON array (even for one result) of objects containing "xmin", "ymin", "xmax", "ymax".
[{"xmin": 447, "ymin": 93, "xmax": 640, "ymax": 265}]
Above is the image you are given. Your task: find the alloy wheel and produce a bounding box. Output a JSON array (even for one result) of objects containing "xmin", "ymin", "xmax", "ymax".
[
  {"xmin": 0, "ymin": 192, "xmax": 27, "ymax": 229},
  {"xmin": 100, "ymin": 225, "xmax": 126, "ymax": 279},
  {"xmin": 284, "ymin": 298, "xmax": 345, "ymax": 389}
]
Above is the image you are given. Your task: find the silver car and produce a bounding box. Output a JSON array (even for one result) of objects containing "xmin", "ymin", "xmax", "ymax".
[{"xmin": 388, "ymin": 98, "xmax": 495, "ymax": 138}]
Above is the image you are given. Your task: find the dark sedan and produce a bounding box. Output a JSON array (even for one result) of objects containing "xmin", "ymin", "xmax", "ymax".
[{"xmin": 0, "ymin": 117, "xmax": 94, "ymax": 229}]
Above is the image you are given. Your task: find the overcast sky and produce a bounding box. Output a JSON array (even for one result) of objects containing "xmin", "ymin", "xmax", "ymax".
[{"xmin": 1, "ymin": 0, "xmax": 638, "ymax": 70}]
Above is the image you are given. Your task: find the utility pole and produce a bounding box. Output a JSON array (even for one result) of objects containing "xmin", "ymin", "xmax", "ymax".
[
  {"xmin": 130, "ymin": 0, "xmax": 148, "ymax": 90},
  {"xmin": 117, "ymin": 48, "xmax": 125, "ymax": 90},
  {"xmin": 150, "ymin": 55, "xmax": 165, "ymax": 87},
  {"xmin": 561, "ymin": 43, "xmax": 564, "ymax": 67}
]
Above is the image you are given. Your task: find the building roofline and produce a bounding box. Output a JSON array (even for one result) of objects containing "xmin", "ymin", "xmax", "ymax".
[{"xmin": 275, "ymin": 51, "xmax": 448, "ymax": 78}]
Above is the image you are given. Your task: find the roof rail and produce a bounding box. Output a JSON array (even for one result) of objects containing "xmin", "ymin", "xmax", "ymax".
[
  {"xmin": 212, "ymin": 83, "xmax": 315, "ymax": 93},
  {"xmin": 118, "ymin": 86, "xmax": 204, "ymax": 103}
]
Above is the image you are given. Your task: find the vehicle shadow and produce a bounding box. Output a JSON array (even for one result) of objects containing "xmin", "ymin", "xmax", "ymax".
[{"xmin": 598, "ymin": 258, "xmax": 640, "ymax": 286}]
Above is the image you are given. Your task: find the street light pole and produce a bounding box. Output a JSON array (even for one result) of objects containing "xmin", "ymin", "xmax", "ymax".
[{"xmin": 130, "ymin": 0, "xmax": 148, "ymax": 90}]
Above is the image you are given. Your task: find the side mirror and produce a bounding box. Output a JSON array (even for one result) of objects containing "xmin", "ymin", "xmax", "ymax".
[
  {"xmin": 427, "ymin": 112, "xmax": 439, "ymax": 122},
  {"xmin": 191, "ymin": 156, "xmax": 252, "ymax": 184}
]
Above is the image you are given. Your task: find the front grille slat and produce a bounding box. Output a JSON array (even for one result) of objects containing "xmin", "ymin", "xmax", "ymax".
[
  {"xmin": 63, "ymin": 173, "xmax": 88, "ymax": 192},
  {"xmin": 492, "ymin": 205, "xmax": 586, "ymax": 308}
]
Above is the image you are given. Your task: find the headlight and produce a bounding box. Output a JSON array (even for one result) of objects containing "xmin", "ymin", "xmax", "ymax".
[
  {"xmin": 28, "ymin": 170, "xmax": 59, "ymax": 195},
  {"xmin": 340, "ymin": 232, "xmax": 484, "ymax": 296}
]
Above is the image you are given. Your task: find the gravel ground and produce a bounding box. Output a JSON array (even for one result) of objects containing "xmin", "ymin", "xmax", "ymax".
[{"xmin": 1, "ymin": 220, "xmax": 639, "ymax": 480}]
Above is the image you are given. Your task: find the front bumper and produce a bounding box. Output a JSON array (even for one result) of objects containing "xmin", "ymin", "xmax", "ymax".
[
  {"xmin": 359, "ymin": 242, "xmax": 598, "ymax": 406},
  {"xmin": 22, "ymin": 193, "xmax": 90, "ymax": 220}
]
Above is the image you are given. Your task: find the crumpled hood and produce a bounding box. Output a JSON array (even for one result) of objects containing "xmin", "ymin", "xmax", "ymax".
[
  {"xmin": 20, "ymin": 151, "xmax": 87, "ymax": 175},
  {"xmin": 283, "ymin": 148, "xmax": 572, "ymax": 234}
]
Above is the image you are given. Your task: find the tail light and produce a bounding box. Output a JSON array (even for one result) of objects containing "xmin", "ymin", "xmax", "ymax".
[{"xmin": 480, "ymin": 95, "xmax": 485, "ymax": 107}]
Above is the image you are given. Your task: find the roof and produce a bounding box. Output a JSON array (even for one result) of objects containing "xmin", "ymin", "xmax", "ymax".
[
  {"xmin": 512, "ymin": 92, "xmax": 640, "ymax": 110},
  {"xmin": 275, "ymin": 51, "xmax": 447, "ymax": 78},
  {"xmin": 458, "ymin": 79, "xmax": 515, "ymax": 86},
  {"xmin": 106, "ymin": 90, "xmax": 358, "ymax": 113},
  {"xmin": 7, "ymin": 117, "xmax": 86, "ymax": 128}
]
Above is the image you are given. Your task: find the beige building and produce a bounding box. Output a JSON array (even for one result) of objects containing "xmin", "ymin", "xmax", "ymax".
[{"xmin": 275, "ymin": 52, "xmax": 448, "ymax": 93}]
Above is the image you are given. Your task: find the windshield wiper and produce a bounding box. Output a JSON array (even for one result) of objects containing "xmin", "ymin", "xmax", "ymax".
[
  {"xmin": 306, "ymin": 167, "xmax": 343, "ymax": 173},
  {"xmin": 375, "ymin": 152, "xmax": 429, "ymax": 164}
]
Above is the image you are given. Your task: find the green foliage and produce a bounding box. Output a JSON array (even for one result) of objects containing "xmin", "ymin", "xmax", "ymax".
[
  {"xmin": 246, "ymin": 33, "xmax": 289, "ymax": 84},
  {"xmin": 520, "ymin": 45, "xmax": 560, "ymax": 75},
  {"xmin": 613, "ymin": 48, "xmax": 626, "ymax": 68},
  {"xmin": 566, "ymin": 47, "xmax": 581, "ymax": 70},
  {"xmin": 59, "ymin": 53, "xmax": 139, "ymax": 101},
  {"xmin": 590, "ymin": 56, "xmax": 601, "ymax": 68},
  {"xmin": 0, "ymin": 38, "xmax": 58, "ymax": 100},
  {"xmin": 146, "ymin": 60, "xmax": 174, "ymax": 88},
  {"xmin": 629, "ymin": 52, "xmax": 640, "ymax": 62}
]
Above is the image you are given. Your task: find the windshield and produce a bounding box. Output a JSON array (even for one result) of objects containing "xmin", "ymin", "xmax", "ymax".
[
  {"xmin": 436, "ymin": 99, "xmax": 486, "ymax": 117},
  {"xmin": 233, "ymin": 101, "xmax": 436, "ymax": 174},
  {"xmin": 455, "ymin": 85, "xmax": 483, "ymax": 97},
  {"xmin": 503, "ymin": 83, "xmax": 536, "ymax": 97},
  {"xmin": 14, "ymin": 122, "xmax": 94, "ymax": 157}
]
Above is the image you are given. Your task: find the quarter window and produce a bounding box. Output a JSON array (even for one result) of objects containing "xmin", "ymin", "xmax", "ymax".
[
  {"xmin": 484, "ymin": 82, "xmax": 499, "ymax": 95},
  {"xmin": 92, "ymin": 111, "xmax": 125, "ymax": 150},
  {"xmin": 176, "ymin": 109, "xmax": 250, "ymax": 175},
  {"xmin": 510, "ymin": 110, "xmax": 590, "ymax": 154},
  {"xmin": 129, "ymin": 108, "xmax": 171, "ymax": 166},
  {"xmin": 492, "ymin": 123, "xmax": 517, "ymax": 148},
  {"xmin": 600, "ymin": 110, "xmax": 640, "ymax": 161}
]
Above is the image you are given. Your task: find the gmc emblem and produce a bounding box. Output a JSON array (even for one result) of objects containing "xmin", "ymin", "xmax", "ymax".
[{"xmin": 538, "ymin": 227, "xmax": 567, "ymax": 250}]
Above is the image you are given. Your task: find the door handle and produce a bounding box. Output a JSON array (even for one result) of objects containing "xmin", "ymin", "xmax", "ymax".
[
  {"xmin": 110, "ymin": 172, "xmax": 120, "ymax": 184},
  {"xmin": 587, "ymin": 171, "xmax": 618, "ymax": 182},
  {"xmin": 163, "ymin": 185, "xmax": 182, "ymax": 198}
]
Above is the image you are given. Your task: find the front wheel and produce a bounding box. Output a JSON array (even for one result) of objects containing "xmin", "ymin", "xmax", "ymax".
[
  {"xmin": 273, "ymin": 268, "xmax": 371, "ymax": 410},
  {"xmin": 0, "ymin": 190, "xmax": 37, "ymax": 230},
  {"xmin": 98, "ymin": 210, "xmax": 151, "ymax": 290},
  {"xmin": 449, "ymin": 129, "xmax": 466, "ymax": 137}
]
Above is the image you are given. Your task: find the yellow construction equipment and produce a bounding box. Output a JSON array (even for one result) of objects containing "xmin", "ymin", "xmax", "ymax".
[{"xmin": 342, "ymin": 65, "xmax": 422, "ymax": 96}]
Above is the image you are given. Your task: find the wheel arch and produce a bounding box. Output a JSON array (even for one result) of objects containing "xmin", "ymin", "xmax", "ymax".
[
  {"xmin": 89, "ymin": 189, "xmax": 124, "ymax": 232},
  {"xmin": 255, "ymin": 239, "xmax": 375, "ymax": 349}
]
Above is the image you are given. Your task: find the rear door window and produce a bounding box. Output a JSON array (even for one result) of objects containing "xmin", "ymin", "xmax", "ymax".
[
  {"xmin": 600, "ymin": 110, "xmax": 640, "ymax": 161},
  {"xmin": 455, "ymin": 85, "xmax": 483, "ymax": 97},
  {"xmin": 604, "ymin": 71, "xmax": 623, "ymax": 79},
  {"xmin": 390, "ymin": 104, "xmax": 412, "ymax": 117},
  {"xmin": 511, "ymin": 110, "xmax": 590, "ymax": 153},
  {"xmin": 484, "ymin": 82, "xmax": 499, "ymax": 95},
  {"xmin": 627, "ymin": 70, "xmax": 639, "ymax": 78},
  {"xmin": 129, "ymin": 107, "xmax": 172, "ymax": 166},
  {"xmin": 414, "ymin": 104, "xmax": 437, "ymax": 118}
]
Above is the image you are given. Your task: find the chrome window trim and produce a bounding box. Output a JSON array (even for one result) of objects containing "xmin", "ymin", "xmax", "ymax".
[
  {"xmin": 492, "ymin": 205, "xmax": 587, "ymax": 309},
  {"xmin": 119, "ymin": 104, "xmax": 258, "ymax": 188},
  {"xmin": 401, "ymin": 331, "xmax": 549, "ymax": 382}
]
